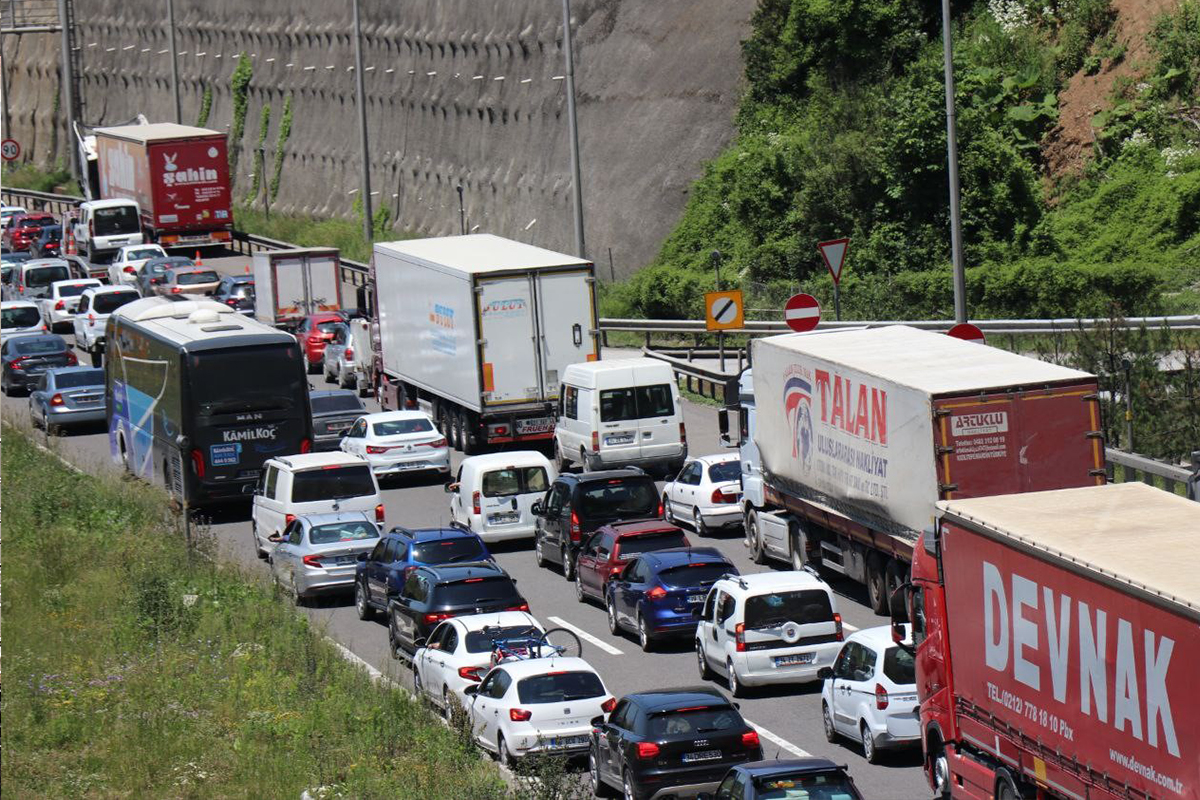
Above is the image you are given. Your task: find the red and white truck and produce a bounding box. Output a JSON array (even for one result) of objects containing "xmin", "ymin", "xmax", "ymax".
[
  {"xmin": 93, "ymin": 123, "xmax": 233, "ymax": 250},
  {"xmin": 902, "ymin": 482, "xmax": 1199, "ymax": 800},
  {"xmin": 723, "ymin": 326, "xmax": 1106, "ymax": 613}
]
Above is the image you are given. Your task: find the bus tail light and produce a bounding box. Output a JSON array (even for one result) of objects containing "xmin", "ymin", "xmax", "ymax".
[
  {"xmin": 190, "ymin": 449, "xmax": 205, "ymax": 479},
  {"xmin": 375, "ymin": 504, "xmax": 385, "ymax": 523}
]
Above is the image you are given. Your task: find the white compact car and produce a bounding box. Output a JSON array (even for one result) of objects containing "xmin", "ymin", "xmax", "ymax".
[
  {"xmin": 661, "ymin": 453, "xmax": 743, "ymax": 535},
  {"xmin": 464, "ymin": 656, "xmax": 615, "ymax": 765},
  {"xmin": 448, "ymin": 451, "xmax": 557, "ymax": 543},
  {"xmin": 39, "ymin": 278, "xmax": 101, "ymax": 331},
  {"xmin": 695, "ymin": 569, "xmax": 844, "ymax": 696},
  {"xmin": 72, "ymin": 286, "xmax": 140, "ymax": 364},
  {"xmin": 412, "ymin": 611, "xmax": 546, "ymax": 715},
  {"xmin": 107, "ymin": 244, "xmax": 167, "ymax": 287},
  {"xmin": 339, "ymin": 410, "xmax": 450, "ymax": 478},
  {"xmin": 2, "ymin": 300, "xmax": 48, "ymax": 342},
  {"xmin": 820, "ymin": 625, "xmax": 919, "ymax": 763}
]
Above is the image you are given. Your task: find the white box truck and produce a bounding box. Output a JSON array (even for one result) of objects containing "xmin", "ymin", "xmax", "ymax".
[
  {"xmin": 373, "ymin": 234, "xmax": 599, "ymax": 454},
  {"xmin": 252, "ymin": 247, "xmax": 343, "ymax": 327}
]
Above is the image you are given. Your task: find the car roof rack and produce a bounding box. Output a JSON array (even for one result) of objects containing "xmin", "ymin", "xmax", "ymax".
[{"xmin": 721, "ymin": 573, "xmax": 750, "ymax": 591}]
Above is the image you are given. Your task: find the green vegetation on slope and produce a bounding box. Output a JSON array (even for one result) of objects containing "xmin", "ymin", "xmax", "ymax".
[
  {"xmin": 235, "ymin": 202, "xmax": 405, "ymax": 263},
  {"xmin": 0, "ymin": 426, "xmax": 505, "ymax": 798},
  {"xmin": 604, "ymin": 0, "xmax": 1200, "ymax": 321}
]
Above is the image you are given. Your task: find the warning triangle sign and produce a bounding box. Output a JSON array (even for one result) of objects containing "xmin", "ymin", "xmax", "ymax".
[{"xmin": 818, "ymin": 238, "xmax": 849, "ymax": 285}]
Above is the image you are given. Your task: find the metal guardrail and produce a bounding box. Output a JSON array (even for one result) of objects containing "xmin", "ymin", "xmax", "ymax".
[{"xmin": 1105, "ymin": 448, "xmax": 1200, "ymax": 500}]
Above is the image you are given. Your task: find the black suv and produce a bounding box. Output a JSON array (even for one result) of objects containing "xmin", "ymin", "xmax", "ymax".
[
  {"xmin": 590, "ymin": 686, "xmax": 763, "ymax": 800},
  {"xmin": 705, "ymin": 759, "xmax": 864, "ymax": 800},
  {"xmin": 532, "ymin": 468, "xmax": 660, "ymax": 582},
  {"xmin": 386, "ymin": 562, "xmax": 528, "ymax": 660}
]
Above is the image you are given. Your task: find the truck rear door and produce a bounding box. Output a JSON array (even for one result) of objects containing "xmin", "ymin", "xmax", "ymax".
[
  {"xmin": 305, "ymin": 253, "xmax": 342, "ymax": 313},
  {"xmin": 272, "ymin": 257, "xmax": 307, "ymax": 322},
  {"xmin": 534, "ymin": 269, "xmax": 595, "ymax": 401},
  {"xmin": 934, "ymin": 381, "xmax": 1103, "ymax": 500},
  {"xmin": 476, "ymin": 275, "xmax": 542, "ymax": 406}
]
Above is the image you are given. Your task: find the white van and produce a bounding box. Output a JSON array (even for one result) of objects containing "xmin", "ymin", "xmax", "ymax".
[
  {"xmin": 74, "ymin": 199, "xmax": 143, "ymax": 261},
  {"xmin": 447, "ymin": 451, "xmax": 557, "ymax": 542},
  {"xmin": 554, "ymin": 358, "xmax": 687, "ymax": 473}
]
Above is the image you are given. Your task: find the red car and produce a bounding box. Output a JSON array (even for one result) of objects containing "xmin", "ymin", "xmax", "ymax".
[
  {"xmin": 296, "ymin": 312, "xmax": 347, "ymax": 373},
  {"xmin": 574, "ymin": 520, "xmax": 690, "ymax": 604},
  {"xmin": 3, "ymin": 212, "xmax": 57, "ymax": 252}
]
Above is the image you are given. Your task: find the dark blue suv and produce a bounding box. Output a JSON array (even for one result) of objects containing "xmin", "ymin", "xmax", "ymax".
[
  {"xmin": 604, "ymin": 547, "xmax": 736, "ymax": 651},
  {"xmin": 354, "ymin": 526, "xmax": 491, "ymax": 619}
]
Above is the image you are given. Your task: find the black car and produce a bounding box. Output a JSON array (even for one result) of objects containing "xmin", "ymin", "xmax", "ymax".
[
  {"xmin": 532, "ymin": 468, "xmax": 661, "ymax": 582},
  {"xmin": 309, "ymin": 388, "xmax": 367, "ymax": 450},
  {"xmin": 213, "ymin": 274, "xmax": 255, "ymax": 315},
  {"xmin": 589, "ymin": 686, "xmax": 763, "ymax": 800},
  {"xmin": 354, "ymin": 526, "xmax": 492, "ymax": 620},
  {"xmin": 1, "ymin": 333, "xmax": 77, "ymax": 395},
  {"xmin": 386, "ymin": 562, "xmax": 528, "ymax": 659},
  {"xmin": 702, "ymin": 759, "xmax": 865, "ymax": 800},
  {"xmin": 32, "ymin": 225, "xmax": 62, "ymax": 258}
]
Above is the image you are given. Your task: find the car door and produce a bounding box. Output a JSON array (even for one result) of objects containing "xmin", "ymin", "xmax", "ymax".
[
  {"xmin": 575, "ymin": 531, "xmax": 605, "ymax": 597},
  {"xmin": 597, "ymin": 699, "xmax": 632, "ymax": 781},
  {"xmin": 711, "ymin": 591, "xmax": 737, "ymax": 670},
  {"xmin": 253, "ymin": 465, "xmax": 283, "ymax": 543},
  {"xmin": 363, "ymin": 538, "xmax": 389, "ymax": 603},
  {"xmin": 275, "ymin": 520, "xmax": 304, "ymax": 589},
  {"xmin": 366, "ymin": 538, "xmax": 397, "ymax": 604},
  {"xmin": 448, "ymin": 464, "xmax": 467, "ymax": 525},
  {"xmin": 381, "ymin": 539, "xmax": 410, "ymax": 600},
  {"xmin": 845, "ymin": 642, "xmax": 878, "ymax": 732},
  {"xmin": 73, "ymin": 293, "xmax": 89, "ymax": 340},
  {"xmin": 472, "ymin": 668, "xmax": 512, "ymax": 748},
  {"xmin": 391, "ymin": 570, "xmax": 426, "ymax": 653},
  {"xmin": 614, "ymin": 558, "xmax": 647, "ymax": 625},
  {"xmin": 677, "ymin": 462, "xmax": 701, "ymax": 514},
  {"xmin": 634, "ymin": 381, "xmax": 679, "ymax": 462},
  {"xmin": 540, "ymin": 482, "xmax": 569, "ymax": 554},
  {"xmin": 830, "ymin": 642, "xmax": 865, "ymax": 733},
  {"xmin": 340, "ymin": 417, "xmax": 367, "ymax": 456},
  {"xmin": 416, "ymin": 623, "xmax": 450, "ymax": 700},
  {"xmin": 432, "ymin": 624, "xmax": 462, "ymax": 704}
]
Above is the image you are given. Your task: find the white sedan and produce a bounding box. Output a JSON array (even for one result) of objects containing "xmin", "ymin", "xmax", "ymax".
[
  {"xmin": 107, "ymin": 244, "xmax": 167, "ymax": 287},
  {"xmin": 661, "ymin": 453, "xmax": 743, "ymax": 535},
  {"xmin": 412, "ymin": 611, "xmax": 545, "ymax": 716},
  {"xmin": 39, "ymin": 278, "xmax": 101, "ymax": 330},
  {"xmin": 339, "ymin": 410, "xmax": 450, "ymax": 477},
  {"xmin": 464, "ymin": 656, "xmax": 615, "ymax": 765}
]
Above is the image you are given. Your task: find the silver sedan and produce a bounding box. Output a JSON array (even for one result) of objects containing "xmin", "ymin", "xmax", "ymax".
[
  {"xmin": 269, "ymin": 512, "xmax": 381, "ymax": 604},
  {"xmin": 29, "ymin": 366, "xmax": 106, "ymax": 433}
]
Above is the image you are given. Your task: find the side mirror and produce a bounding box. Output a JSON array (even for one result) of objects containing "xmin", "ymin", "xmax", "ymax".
[
  {"xmin": 463, "ymin": 684, "xmax": 479, "ymax": 697},
  {"xmin": 413, "ymin": 637, "xmax": 428, "ymax": 650},
  {"xmin": 718, "ymin": 407, "xmax": 731, "ymax": 447},
  {"xmin": 892, "ymin": 620, "xmax": 908, "ymax": 645},
  {"xmin": 817, "ymin": 666, "xmax": 833, "ymax": 680},
  {"xmin": 530, "ymin": 502, "xmax": 543, "ymax": 516},
  {"xmin": 267, "ymin": 533, "xmax": 283, "ymax": 543},
  {"xmin": 691, "ymin": 607, "xmax": 703, "ymax": 618},
  {"xmin": 241, "ymin": 482, "xmax": 256, "ymax": 495},
  {"xmin": 444, "ymin": 481, "xmax": 457, "ymax": 494},
  {"xmin": 590, "ymin": 715, "xmax": 606, "ymax": 728},
  {"xmin": 357, "ymin": 553, "xmax": 368, "ymax": 562}
]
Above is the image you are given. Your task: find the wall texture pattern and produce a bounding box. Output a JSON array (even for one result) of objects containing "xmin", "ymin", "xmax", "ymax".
[{"xmin": 3, "ymin": 0, "xmax": 751, "ymax": 274}]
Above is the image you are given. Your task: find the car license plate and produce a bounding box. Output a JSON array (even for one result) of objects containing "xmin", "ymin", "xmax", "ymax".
[
  {"xmin": 682, "ymin": 749, "xmax": 722, "ymax": 763},
  {"xmin": 517, "ymin": 417, "xmax": 553, "ymax": 435},
  {"xmin": 774, "ymin": 652, "xmax": 816, "ymax": 667},
  {"xmin": 326, "ymin": 422, "xmax": 350, "ymax": 433},
  {"xmin": 605, "ymin": 433, "xmax": 634, "ymax": 445},
  {"xmin": 335, "ymin": 555, "xmax": 357, "ymax": 564},
  {"xmin": 687, "ymin": 594, "xmax": 706, "ymax": 604},
  {"xmin": 488, "ymin": 513, "xmax": 520, "ymax": 525},
  {"xmin": 549, "ymin": 735, "xmax": 587, "ymax": 749}
]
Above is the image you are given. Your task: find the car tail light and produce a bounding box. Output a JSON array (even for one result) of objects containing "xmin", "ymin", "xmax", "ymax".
[
  {"xmin": 735, "ymin": 622, "xmax": 746, "ymax": 652},
  {"xmin": 875, "ymin": 683, "xmax": 890, "ymax": 710},
  {"xmin": 569, "ymin": 510, "xmax": 581, "ymax": 542},
  {"xmin": 87, "ymin": 313, "xmax": 95, "ymax": 322},
  {"xmin": 225, "ymin": 298, "xmax": 239, "ymax": 306},
  {"xmin": 170, "ymin": 287, "xmax": 181, "ymax": 294},
  {"xmin": 636, "ymin": 742, "xmax": 660, "ymax": 760},
  {"xmin": 423, "ymin": 437, "xmax": 448, "ymax": 448},
  {"xmin": 506, "ymin": 602, "xmax": 530, "ymax": 612},
  {"xmin": 50, "ymin": 393, "xmax": 65, "ymax": 406},
  {"xmin": 123, "ymin": 266, "xmax": 136, "ymax": 274},
  {"xmin": 601, "ymin": 697, "xmax": 617, "ymax": 713},
  {"xmin": 834, "ymin": 612, "xmax": 844, "ymax": 641},
  {"xmin": 344, "ymin": 347, "xmax": 353, "ymax": 359},
  {"xmin": 9, "ymin": 356, "xmax": 27, "ymax": 370},
  {"xmin": 509, "ymin": 708, "xmax": 533, "ymax": 722},
  {"xmin": 190, "ymin": 449, "xmax": 205, "ymax": 479},
  {"xmin": 366, "ymin": 445, "xmax": 390, "ymax": 454},
  {"xmin": 742, "ymin": 730, "xmax": 760, "ymax": 749},
  {"xmin": 300, "ymin": 438, "xmax": 312, "ymax": 454},
  {"xmin": 646, "ymin": 586, "xmax": 667, "ymax": 600},
  {"xmin": 711, "ymin": 488, "xmax": 737, "ymax": 504},
  {"xmin": 424, "ymin": 612, "xmax": 453, "ymax": 625},
  {"xmin": 657, "ymin": 499, "xmax": 664, "ymax": 517},
  {"xmin": 591, "ymin": 431, "xmax": 599, "ymax": 452},
  {"xmin": 472, "ymin": 491, "xmax": 481, "ymax": 514},
  {"xmin": 54, "ymin": 299, "xmax": 65, "ymax": 310},
  {"xmin": 458, "ymin": 666, "xmax": 484, "ymax": 682},
  {"xmin": 375, "ymin": 504, "xmax": 385, "ymax": 524},
  {"xmin": 302, "ymin": 554, "xmax": 324, "ymax": 568},
  {"xmin": 680, "ymin": 422, "xmax": 687, "ymax": 446},
  {"xmin": 65, "ymin": 351, "xmax": 78, "ymax": 365}
]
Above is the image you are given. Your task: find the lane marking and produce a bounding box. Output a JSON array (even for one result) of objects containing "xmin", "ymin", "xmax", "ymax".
[
  {"xmin": 748, "ymin": 719, "xmax": 812, "ymax": 758},
  {"xmin": 842, "ymin": 622, "xmax": 860, "ymax": 632},
  {"xmin": 547, "ymin": 616, "xmax": 624, "ymax": 656}
]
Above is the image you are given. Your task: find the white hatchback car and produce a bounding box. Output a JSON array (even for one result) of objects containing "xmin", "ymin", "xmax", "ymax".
[
  {"xmin": 820, "ymin": 625, "xmax": 919, "ymax": 763},
  {"xmin": 2, "ymin": 300, "xmax": 48, "ymax": 342},
  {"xmin": 695, "ymin": 569, "xmax": 843, "ymax": 697},
  {"xmin": 448, "ymin": 451, "xmax": 557, "ymax": 543},
  {"xmin": 661, "ymin": 453, "xmax": 743, "ymax": 535},
  {"xmin": 412, "ymin": 611, "xmax": 545, "ymax": 715},
  {"xmin": 107, "ymin": 244, "xmax": 167, "ymax": 287},
  {"xmin": 39, "ymin": 278, "xmax": 101, "ymax": 330},
  {"xmin": 339, "ymin": 410, "xmax": 450, "ymax": 478},
  {"xmin": 72, "ymin": 285, "xmax": 140, "ymax": 364},
  {"xmin": 464, "ymin": 656, "xmax": 615, "ymax": 765}
]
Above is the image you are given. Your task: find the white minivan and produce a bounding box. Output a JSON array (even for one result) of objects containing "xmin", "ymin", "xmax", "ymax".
[
  {"xmin": 554, "ymin": 358, "xmax": 686, "ymax": 473},
  {"xmin": 447, "ymin": 451, "xmax": 557, "ymax": 542}
]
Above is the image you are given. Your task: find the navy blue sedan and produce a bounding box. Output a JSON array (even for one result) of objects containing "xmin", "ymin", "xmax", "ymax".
[
  {"xmin": 605, "ymin": 547, "xmax": 736, "ymax": 651},
  {"xmin": 29, "ymin": 366, "xmax": 105, "ymax": 433},
  {"xmin": 1, "ymin": 333, "xmax": 76, "ymax": 395},
  {"xmin": 354, "ymin": 525, "xmax": 492, "ymax": 620}
]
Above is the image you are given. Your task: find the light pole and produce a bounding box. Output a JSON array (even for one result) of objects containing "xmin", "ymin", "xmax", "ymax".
[
  {"xmin": 561, "ymin": 0, "xmax": 585, "ymax": 258},
  {"xmin": 166, "ymin": 0, "xmax": 181, "ymax": 123},
  {"xmin": 456, "ymin": 184, "xmax": 465, "ymax": 234},
  {"xmin": 352, "ymin": 0, "xmax": 373, "ymax": 245},
  {"xmin": 56, "ymin": 0, "xmax": 78, "ymax": 179},
  {"xmin": 940, "ymin": 0, "xmax": 967, "ymax": 323}
]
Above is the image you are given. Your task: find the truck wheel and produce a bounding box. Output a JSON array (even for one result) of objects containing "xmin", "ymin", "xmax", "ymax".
[
  {"xmin": 747, "ymin": 511, "xmax": 767, "ymax": 565},
  {"xmin": 459, "ymin": 411, "xmax": 479, "ymax": 455},
  {"xmin": 789, "ymin": 523, "xmax": 806, "ymax": 571},
  {"xmin": 866, "ymin": 556, "xmax": 888, "ymax": 615},
  {"xmin": 995, "ymin": 769, "xmax": 1027, "ymax": 800}
]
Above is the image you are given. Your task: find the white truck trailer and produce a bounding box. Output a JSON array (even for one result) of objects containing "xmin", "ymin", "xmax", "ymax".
[
  {"xmin": 252, "ymin": 247, "xmax": 343, "ymax": 328},
  {"xmin": 372, "ymin": 234, "xmax": 599, "ymax": 454}
]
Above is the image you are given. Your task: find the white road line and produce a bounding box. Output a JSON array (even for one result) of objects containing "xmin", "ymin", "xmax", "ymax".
[
  {"xmin": 547, "ymin": 616, "xmax": 624, "ymax": 656},
  {"xmin": 748, "ymin": 719, "xmax": 812, "ymax": 758},
  {"xmin": 842, "ymin": 622, "xmax": 859, "ymax": 632}
]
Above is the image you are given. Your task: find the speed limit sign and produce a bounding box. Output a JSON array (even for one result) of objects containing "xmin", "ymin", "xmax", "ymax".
[{"xmin": 1, "ymin": 139, "xmax": 19, "ymax": 161}]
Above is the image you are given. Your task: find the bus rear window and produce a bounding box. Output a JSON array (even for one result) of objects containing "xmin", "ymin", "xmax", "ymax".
[{"xmin": 290, "ymin": 465, "xmax": 376, "ymax": 503}]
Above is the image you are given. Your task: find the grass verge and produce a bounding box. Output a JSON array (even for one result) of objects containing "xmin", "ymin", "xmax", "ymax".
[
  {"xmin": 0, "ymin": 423, "xmax": 506, "ymax": 798},
  {"xmin": 234, "ymin": 205, "xmax": 414, "ymax": 263}
]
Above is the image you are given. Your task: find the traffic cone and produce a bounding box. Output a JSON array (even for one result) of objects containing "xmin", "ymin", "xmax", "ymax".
[
  {"xmin": 245, "ymin": 263, "xmax": 251, "ymax": 274},
  {"xmin": 194, "ymin": 250, "xmax": 203, "ymax": 266}
]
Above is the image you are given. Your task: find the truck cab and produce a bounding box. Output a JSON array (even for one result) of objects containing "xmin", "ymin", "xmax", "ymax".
[{"xmin": 75, "ymin": 199, "xmax": 143, "ymax": 262}]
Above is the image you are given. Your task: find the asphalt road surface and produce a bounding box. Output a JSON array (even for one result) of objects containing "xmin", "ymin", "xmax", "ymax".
[{"xmin": 6, "ymin": 254, "xmax": 931, "ymax": 799}]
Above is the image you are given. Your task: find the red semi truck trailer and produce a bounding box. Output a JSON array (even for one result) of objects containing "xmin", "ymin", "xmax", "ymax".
[
  {"xmin": 904, "ymin": 482, "xmax": 1199, "ymax": 800},
  {"xmin": 94, "ymin": 123, "xmax": 233, "ymax": 249}
]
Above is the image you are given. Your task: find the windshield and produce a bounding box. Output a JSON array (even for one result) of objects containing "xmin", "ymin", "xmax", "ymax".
[
  {"xmin": 577, "ymin": 479, "xmax": 659, "ymax": 520},
  {"xmin": 372, "ymin": 418, "xmax": 434, "ymax": 436},
  {"xmin": 517, "ymin": 671, "xmax": 605, "ymax": 704},
  {"xmin": 40, "ymin": 225, "xmax": 62, "ymax": 239},
  {"xmin": 289, "ymin": 465, "xmax": 376, "ymax": 503},
  {"xmin": 14, "ymin": 337, "xmax": 66, "ymax": 355},
  {"xmin": 56, "ymin": 283, "xmax": 94, "ymax": 298},
  {"xmin": 883, "ymin": 645, "xmax": 916, "ymax": 685},
  {"xmin": 189, "ymin": 344, "xmax": 306, "ymax": 415},
  {"xmin": 26, "ymin": 265, "xmax": 70, "ymax": 287},
  {"xmin": 659, "ymin": 563, "xmax": 730, "ymax": 588},
  {"xmin": 708, "ymin": 461, "xmax": 740, "ymax": 483},
  {"xmin": 647, "ymin": 705, "xmax": 741, "ymax": 737},
  {"xmin": 311, "ymin": 394, "xmax": 365, "ymax": 414},
  {"xmin": 745, "ymin": 590, "xmax": 834, "ymax": 629},
  {"xmin": 2, "ymin": 306, "xmax": 41, "ymax": 328},
  {"xmin": 465, "ymin": 625, "xmax": 541, "ymax": 654},
  {"xmin": 2, "ymin": 252, "xmax": 33, "ymax": 264},
  {"xmin": 308, "ymin": 520, "xmax": 379, "ymax": 545},
  {"xmin": 92, "ymin": 291, "xmax": 138, "ymax": 314},
  {"xmin": 316, "ymin": 321, "xmax": 342, "ymax": 334},
  {"xmin": 93, "ymin": 206, "xmax": 140, "ymax": 236},
  {"xmin": 177, "ymin": 270, "xmax": 219, "ymax": 285},
  {"xmin": 125, "ymin": 248, "xmax": 162, "ymax": 261},
  {"xmin": 412, "ymin": 537, "xmax": 487, "ymax": 565},
  {"xmin": 434, "ymin": 576, "xmax": 521, "ymax": 607},
  {"xmin": 753, "ymin": 772, "xmax": 857, "ymax": 799},
  {"xmin": 616, "ymin": 530, "xmax": 688, "ymax": 557},
  {"xmin": 599, "ymin": 384, "xmax": 674, "ymax": 422},
  {"xmin": 481, "ymin": 466, "xmax": 550, "ymax": 497},
  {"xmin": 54, "ymin": 369, "xmax": 104, "ymax": 388}
]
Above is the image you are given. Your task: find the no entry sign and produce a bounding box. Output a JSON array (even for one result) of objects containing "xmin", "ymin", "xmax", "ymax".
[
  {"xmin": 947, "ymin": 322, "xmax": 985, "ymax": 343},
  {"xmin": 784, "ymin": 293, "xmax": 821, "ymax": 332}
]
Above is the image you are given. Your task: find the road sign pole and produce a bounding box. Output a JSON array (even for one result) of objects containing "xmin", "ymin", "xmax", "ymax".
[
  {"xmin": 352, "ymin": 0, "xmax": 373, "ymax": 245},
  {"xmin": 56, "ymin": 0, "xmax": 78, "ymax": 179},
  {"xmin": 166, "ymin": 0, "xmax": 181, "ymax": 124},
  {"xmin": 941, "ymin": 0, "xmax": 968, "ymax": 324},
  {"xmin": 561, "ymin": 0, "xmax": 586, "ymax": 258},
  {"xmin": 718, "ymin": 331, "xmax": 725, "ymax": 372},
  {"xmin": 833, "ymin": 283, "xmax": 841, "ymax": 321}
]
